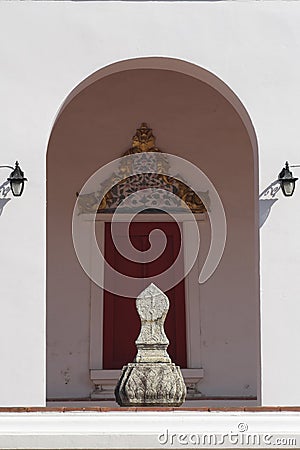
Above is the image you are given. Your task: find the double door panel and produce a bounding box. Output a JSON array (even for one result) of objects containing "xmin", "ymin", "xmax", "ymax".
[{"xmin": 103, "ymin": 221, "xmax": 187, "ymax": 369}]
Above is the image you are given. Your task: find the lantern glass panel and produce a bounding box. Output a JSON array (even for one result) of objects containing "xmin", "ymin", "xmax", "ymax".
[
  {"xmin": 282, "ymin": 180, "xmax": 295, "ymax": 196},
  {"xmin": 11, "ymin": 180, "xmax": 24, "ymax": 197}
]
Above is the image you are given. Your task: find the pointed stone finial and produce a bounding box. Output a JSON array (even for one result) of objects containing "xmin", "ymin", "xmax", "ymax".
[
  {"xmin": 115, "ymin": 283, "xmax": 186, "ymax": 407},
  {"xmin": 135, "ymin": 283, "xmax": 171, "ymax": 364}
]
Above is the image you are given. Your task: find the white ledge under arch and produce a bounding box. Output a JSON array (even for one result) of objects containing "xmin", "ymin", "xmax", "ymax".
[{"xmin": 0, "ymin": 410, "xmax": 299, "ymax": 449}]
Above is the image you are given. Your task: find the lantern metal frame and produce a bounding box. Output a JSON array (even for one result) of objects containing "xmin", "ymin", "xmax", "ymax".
[
  {"xmin": 0, "ymin": 161, "xmax": 27, "ymax": 197},
  {"xmin": 278, "ymin": 161, "xmax": 298, "ymax": 197}
]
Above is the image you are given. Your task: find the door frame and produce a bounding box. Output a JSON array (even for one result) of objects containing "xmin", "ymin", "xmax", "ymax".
[{"xmin": 87, "ymin": 213, "xmax": 205, "ymax": 398}]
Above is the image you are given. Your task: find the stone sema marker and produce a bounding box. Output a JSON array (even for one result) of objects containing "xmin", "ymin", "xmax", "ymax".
[{"xmin": 115, "ymin": 283, "xmax": 186, "ymax": 406}]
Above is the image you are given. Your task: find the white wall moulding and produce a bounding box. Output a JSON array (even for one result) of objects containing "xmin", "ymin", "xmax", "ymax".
[{"xmin": 0, "ymin": 410, "xmax": 299, "ymax": 449}]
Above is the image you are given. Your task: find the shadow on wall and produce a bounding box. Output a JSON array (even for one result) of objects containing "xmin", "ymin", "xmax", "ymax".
[
  {"xmin": 0, "ymin": 180, "xmax": 11, "ymax": 216},
  {"xmin": 0, "ymin": 198, "xmax": 10, "ymax": 216},
  {"xmin": 259, "ymin": 180, "xmax": 280, "ymax": 228}
]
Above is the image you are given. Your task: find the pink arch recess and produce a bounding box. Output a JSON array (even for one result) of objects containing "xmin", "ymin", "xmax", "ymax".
[
  {"xmin": 47, "ymin": 56, "xmax": 261, "ymax": 404},
  {"xmin": 51, "ymin": 56, "xmax": 259, "ymax": 233}
]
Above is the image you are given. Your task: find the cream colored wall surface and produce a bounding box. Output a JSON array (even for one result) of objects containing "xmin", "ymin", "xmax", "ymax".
[{"xmin": 0, "ymin": 1, "xmax": 299, "ymax": 405}]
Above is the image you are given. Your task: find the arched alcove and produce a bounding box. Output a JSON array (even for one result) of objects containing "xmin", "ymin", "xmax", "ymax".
[{"xmin": 47, "ymin": 57, "xmax": 260, "ymax": 405}]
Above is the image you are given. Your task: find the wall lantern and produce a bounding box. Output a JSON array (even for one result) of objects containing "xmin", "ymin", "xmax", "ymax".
[
  {"xmin": 278, "ymin": 161, "xmax": 298, "ymax": 197},
  {"xmin": 0, "ymin": 161, "xmax": 27, "ymax": 197},
  {"xmin": 7, "ymin": 161, "xmax": 27, "ymax": 196}
]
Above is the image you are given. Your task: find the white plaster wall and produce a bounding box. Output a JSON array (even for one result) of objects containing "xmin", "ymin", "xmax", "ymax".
[{"xmin": 0, "ymin": 1, "xmax": 300, "ymax": 405}]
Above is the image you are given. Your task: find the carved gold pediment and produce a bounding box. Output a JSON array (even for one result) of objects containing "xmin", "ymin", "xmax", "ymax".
[{"xmin": 77, "ymin": 124, "xmax": 208, "ymax": 214}]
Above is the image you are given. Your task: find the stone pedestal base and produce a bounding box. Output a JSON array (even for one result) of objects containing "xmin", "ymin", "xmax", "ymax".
[
  {"xmin": 115, "ymin": 284, "xmax": 187, "ymax": 407},
  {"xmin": 115, "ymin": 362, "xmax": 186, "ymax": 407}
]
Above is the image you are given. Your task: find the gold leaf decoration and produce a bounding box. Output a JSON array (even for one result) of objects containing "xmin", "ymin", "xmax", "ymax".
[{"xmin": 77, "ymin": 124, "xmax": 208, "ymax": 214}]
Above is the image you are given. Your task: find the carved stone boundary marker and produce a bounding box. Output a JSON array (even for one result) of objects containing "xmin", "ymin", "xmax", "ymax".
[{"xmin": 115, "ymin": 283, "xmax": 186, "ymax": 406}]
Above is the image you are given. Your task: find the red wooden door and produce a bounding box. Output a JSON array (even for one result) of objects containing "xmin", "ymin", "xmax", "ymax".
[{"xmin": 103, "ymin": 221, "xmax": 187, "ymax": 369}]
